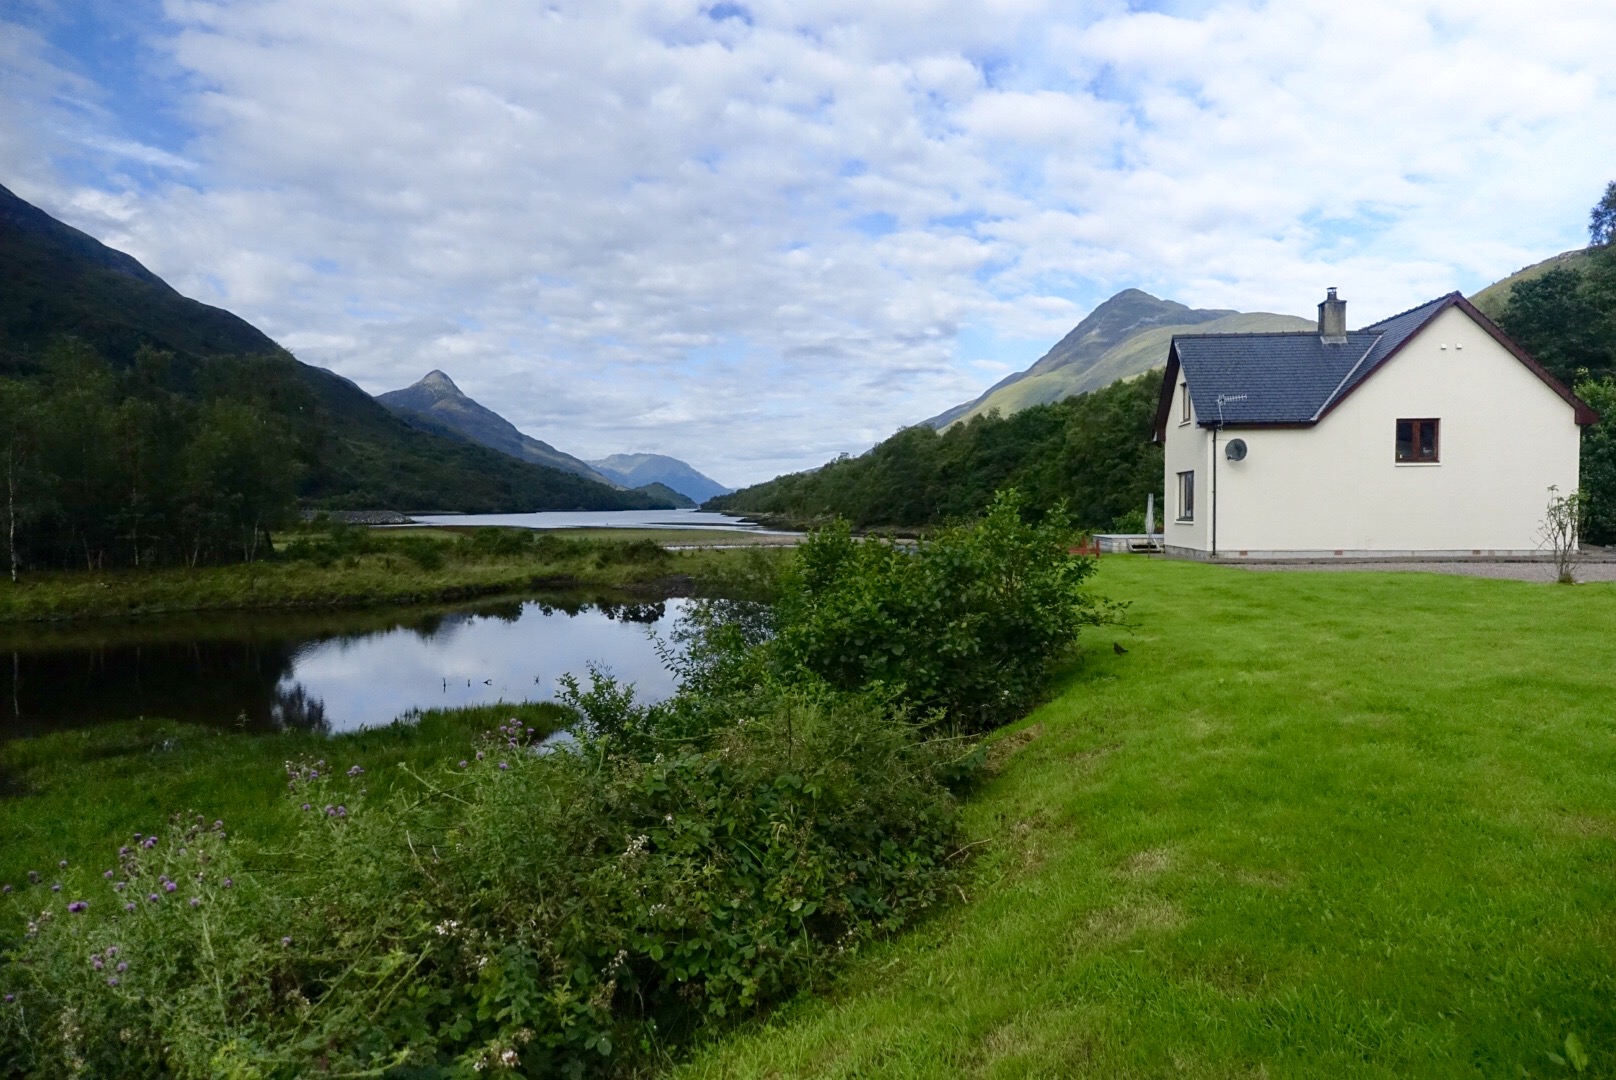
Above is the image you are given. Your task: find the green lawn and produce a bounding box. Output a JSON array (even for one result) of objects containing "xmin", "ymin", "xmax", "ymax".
[{"xmin": 679, "ymin": 558, "xmax": 1616, "ymax": 1078}]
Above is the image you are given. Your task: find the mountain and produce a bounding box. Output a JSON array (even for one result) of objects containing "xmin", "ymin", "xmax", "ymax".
[
  {"xmin": 1469, "ymin": 248, "xmax": 1596, "ymax": 320},
  {"xmin": 631, "ymin": 482, "xmax": 698, "ymax": 509},
  {"xmin": 377, "ymin": 371, "xmax": 617, "ymax": 486},
  {"xmin": 0, "ymin": 181, "xmax": 674, "ymax": 513},
  {"xmin": 589, "ymin": 453, "xmax": 733, "ymax": 504},
  {"xmin": 926, "ymin": 289, "xmax": 1313, "ymax": 429}
]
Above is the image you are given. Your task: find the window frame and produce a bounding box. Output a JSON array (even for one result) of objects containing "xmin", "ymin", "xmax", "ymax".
[
  {"xmin": 1176, "ymin": 470, "xmax": 1195, "ymax": 522},
  {"xmin": 1395, "ymin": 417, "xmax": 1441, "ymax": 464},
  {"xmin": 1180, "ymin": 381, "xmax": 1191, "ymax": 424}
]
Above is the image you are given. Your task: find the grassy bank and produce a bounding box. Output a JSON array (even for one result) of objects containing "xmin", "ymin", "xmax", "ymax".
[
  {"xmin": 680, "ymin": 559, "xmax": 1616, "ymax": 1078},
  {"xmin": 0, "ymin": 703, "xmax": 571, "ymax": 904},
  {"xmin": 0, "ymin": 526, "xmax": 772, "ymax": 622}
]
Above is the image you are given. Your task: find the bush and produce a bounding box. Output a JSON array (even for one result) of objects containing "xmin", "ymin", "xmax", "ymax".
[
  {"xmin": 1, "ymin": 695, "xmax": 967, "ymax": 1077},
  {"xmin": 771, "ymin": 490, "xmax": 1108, "ymax": 731}
]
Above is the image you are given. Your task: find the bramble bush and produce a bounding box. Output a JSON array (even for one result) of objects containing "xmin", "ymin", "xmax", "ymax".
[{"xmin": 0, "ymin": 490, "xmax": 1103, "ymax": 1077}]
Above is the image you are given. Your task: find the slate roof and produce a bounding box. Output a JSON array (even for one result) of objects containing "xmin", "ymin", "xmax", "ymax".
[{"xmin": 1155, "ymin": 292, "xmax": 1597, "ymax": 437}]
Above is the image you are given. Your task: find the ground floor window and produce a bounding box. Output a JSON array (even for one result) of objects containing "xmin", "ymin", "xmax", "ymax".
[
  {"xmin": 1177, "ymin": 470, "xmax": 1195, "ymax": 521},
  {"xmin": 1396, "ymin": 418, "xmax": 1440, "ymax": 463}
]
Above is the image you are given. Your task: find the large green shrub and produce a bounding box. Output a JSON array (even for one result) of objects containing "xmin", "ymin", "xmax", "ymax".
[{"xmin": 771, "ymin": 490, "xmax": 1107, "ymax": 731}]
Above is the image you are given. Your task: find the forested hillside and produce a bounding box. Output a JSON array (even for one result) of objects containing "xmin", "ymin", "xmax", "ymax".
[
  {"xmin": 0, "ymin": 182, "xmax": 670, "ymax": 556},
  {"xmin": 1494, "ymin": 181, "xmax": 1616, "ymax": 543},
  {"xmin": 710, "ymin": 370, "xmax": 1163, "ymax": 531}
]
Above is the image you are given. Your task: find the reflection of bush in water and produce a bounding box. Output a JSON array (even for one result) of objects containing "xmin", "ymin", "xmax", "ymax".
[
  {"xmin": 270, "ymin": 684, "xmax": 329, "ymax": 734},
  {"xmin": 597, "ymin": 601, "xmax": 666, "ymax": 624}
]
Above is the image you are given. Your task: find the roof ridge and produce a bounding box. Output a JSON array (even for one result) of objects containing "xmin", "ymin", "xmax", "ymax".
[{"xmin": 1358, "ymin": 291, "xmax": 1458, "ymax": 331}]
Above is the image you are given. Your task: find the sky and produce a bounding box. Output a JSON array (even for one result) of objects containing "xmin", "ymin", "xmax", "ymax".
[{"xmin": 3, "ymin": 0, "xmax": 1615, "ymax": 486}]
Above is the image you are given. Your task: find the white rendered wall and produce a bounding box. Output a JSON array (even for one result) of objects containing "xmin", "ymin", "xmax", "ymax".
[
  {"xmin": 1162, "ymin": 375, "xmax": 1211, "ymax": 552},
  {"xmin": 1174, "ymin": 307, "xmax": 1581, "ymax": 556}
]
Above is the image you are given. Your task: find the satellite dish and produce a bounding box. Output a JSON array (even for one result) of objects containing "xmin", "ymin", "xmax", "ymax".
[{"xmin": 1225, "ymin": 438, "xmax": 1248, "ymax": 462}]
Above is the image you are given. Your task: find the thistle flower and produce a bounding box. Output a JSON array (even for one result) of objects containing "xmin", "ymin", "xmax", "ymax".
[
  {"xmin": 103, "ymin": 870, "xmax": 114, "ymax": 879},
  {"xmin": 124, "ymin": 903, "xmax": 137, "ymax": 912},
  {"xmin": 68, "ymin": 901, "xmax": 87, "ymax": 914},
  {"xmin": 336, "ymin": 806, "xmax": 347, "ymax": 818},
  {"xmin": 222, "ymin": 878, "xmax": 234, "ymax": 889},
  {"xmin": 213, "ymin": 820, "xmax": 223, "ymax": 830},
  {"xmin": 51, "ymin": 884, "xmax": 61, "ymax": 893},
  {"xmin": 459, "ymin": 761, "xmax": 468, "ymax": 768},
  {"xmin": 281, "ymin": 936, "xmax": 292, "ymax": 947},
  {"xmin": 499, "ymin": 761, "xmax": 509, "ymax": 770},
  {"xmin": 58, "ymin": 860, "xmax": 68, "ymax": 869},
  {"xmin": 142, "ymin": 838, "xmax": 156, "ymax": 849},
  {"xmin": 163, "ymin": 881, "xmax": 177, "ymax": 893},
  {"xmin": 3, "ymin": 995, "xmax": 12, "ymax": 1003},
  {"xmin": 114, "ymin": 882, "xmax": 126, "ymax": 892},
  {"xmin": 105, "ymin": 946, "xmax": 118, "ymax": 957},
  {"xmin": 347, "ymin": 765, "xmax": 364, "ymax": 777},
  {"xmin": 1, "ymin": 884, "xmax": 10, "ymax": 894},
  {"xmin": 148, "ymin": 894, "xmax": 160, "ymax": 904},
  {"xmin": 189, "ymin": 897, "xmax": 201, "ymax": 908},
  {"xmin": 475, "ymin": 751, "xmax": 484, "ymax": 760},
  {"xmin": 116, "ymin": 962, "xmax": 127, "ymax": 973},
  {"xmin": 301, "ymin": 803, "xmax": 311, "ymax": 811},
  {"xmin": 106, "ymin": 977, "xmax": 119, "ymax": 987},
  {"xmin": 92, "ymin": 957, "xmax": 103, "ymax": 970}
]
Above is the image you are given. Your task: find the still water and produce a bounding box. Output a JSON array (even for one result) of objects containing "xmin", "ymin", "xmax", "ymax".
[
  {"xmin": 411, "ymin": 509, "xmax": 765, "ymax": 531},
  {"xmin": 0, "ymin": 595, "xmax": 688, "ymax": 740}
]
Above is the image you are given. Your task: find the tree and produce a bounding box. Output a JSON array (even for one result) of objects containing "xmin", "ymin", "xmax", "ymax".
[
  {"xmin": 1591, "ymin": 179, "xmax": 1616, "ymax": 248},
  {"xmin": 1499, "ymin": 267, "xmax": 1609, "ymax": 385},
  {"xmin": 0, "ymin": 380, "xmax": 47, "ymax": 583},
  {"xmin": 1575, "ymin": 376, "xmax": 1616, "ymax": 546}
]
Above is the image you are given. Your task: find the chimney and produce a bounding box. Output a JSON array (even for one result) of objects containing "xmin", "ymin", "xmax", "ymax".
[{"xmin": 1318, "ymin": 287, "xmax": 1347, "ymax": 344}]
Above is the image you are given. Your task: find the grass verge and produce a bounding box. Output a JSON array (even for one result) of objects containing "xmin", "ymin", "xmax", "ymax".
[
  {"xmin": 677, "ymin": 558, "xmax": 1616, "ymax": 1079},
  {"xmin": 0, "ymin": 702, "xmax": 571, "ymax": 903},
  {"xmin": 0, "ymin": 529, "xmax": 771, "ymax": 622}
]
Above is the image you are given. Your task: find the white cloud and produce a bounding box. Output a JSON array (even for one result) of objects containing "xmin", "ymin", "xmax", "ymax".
[{"xmin": 2, "ymin": 0, "xmax": 1615, "ymax": 484}]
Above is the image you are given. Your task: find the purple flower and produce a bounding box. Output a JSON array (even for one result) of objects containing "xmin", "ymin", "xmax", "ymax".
[
  {"xmin": 58, "ymin": 860, "xmax": 68, "ymax": 869},
  {"xmin": 281, "ymin": 936, "xmax": 293, "ymax": 947},
  {"xmin": 106, "ymin": 977, "xmax": 119, "ymax": 987},
  {"xmin": 68, "ymin": 901, "xmax": 87, "ymax": 914},
  {"xmin": 499, "ymin": 761, "xmax": 509, "ymax": 770},
  {"xmin": 308, "ymin": 770, "xmax": 318, "ymax": 779},
  {"xmin": 163, "ymin": 881, "xmax": 177, "ymax": 893},
  {"xmin": 103, "ymin": 870, "xmax": 114, "ymax": 879},
  {"xmin": 324, "ymin": 805, "xmax": 336, "ymax": 817},
  {"xmin": 347, "ymin": 765, "xmax": 364, "ymax": 777},
  {"xmin": 148, "ymin": 894, "xmax": 160, "ymax": 904},
  {"xmin": 51, "ymin": 884, "xmax": 61, "ymax": 893},
  {"xmin": 3, "ymin": 994, "xmax": 12, "ymax": 1003},
  {"xmin": 142, "ymin": 838, "xmax": 156, "ymax": 849},
  {"xmin": 93, "ymin": 958, "xmax": 103, "ymax": 970},
  {"xmin": 459, "ymin": 761, "xmax": 468, "ymax": 769},
  {"xmin": 222, "ymin": 878, "xmax": 234, "ymax": 889},
  {"xmin": 2, "ymin": 884, "xmax": 10, "ymax": 894},
  {"xmin": 336, "ymin": 806, "xmax": 347, "ymax": 818},
  {"xmin": 189, "ymin": 897, "xmax": 201, "ymax": 908},
  {"xmin": 212, "ymin": 820, "xmax": 223, "ymax": 830},
  {"xmin": 119, "ymin": 846, "xmax": 130, "ymax": 856},
  {"xmin": 116, "ymin": 962, "xmax": 127, "ymax": 973},
  {"xmin": 476, "ymin": 751, "xmax": 484, "ymax": 760},
  {"xmin": 301, "ymin": 803, "xmax": 311, "ymax": 811},
  {"xmin": 133, "ymin": 834, "xmax": 142, "ymax": 841},
  {"xmin": 124, "ymin": 903, "xmax": 137, "ymax": 912},
  {"xmin": 114, "ymin": 881, "xmax": 126, "ymax": 892},
  {"xmin": 105, "ymin": 946, "xmax": 119, "ymax": 957}
]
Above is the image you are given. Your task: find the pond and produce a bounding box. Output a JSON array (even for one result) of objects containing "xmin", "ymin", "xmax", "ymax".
[{"xmin": 0, "ymin": 594, "xmax": 691, "ymax": 740}]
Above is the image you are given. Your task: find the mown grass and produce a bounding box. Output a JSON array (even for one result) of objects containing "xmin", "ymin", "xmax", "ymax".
[
  {"xmin": 0, "ymin": 702, "xmax": 571, "ymax": 906},
  {"xmin": 679, "ymin": 558, "xmax": 1616, "ymax": 1079},
  {"xmin": 0, "ymin": 528, "xmax": 756, "ymax": 622}
]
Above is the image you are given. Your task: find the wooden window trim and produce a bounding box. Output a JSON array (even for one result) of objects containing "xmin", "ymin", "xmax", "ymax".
[
  {"xmin": 1395, "ymin": 417, "xmax": 1440, "ymax": 464},
  {"xmin": 1176, "ymin": 470, "xmax": 1195, "ymax": 521}
]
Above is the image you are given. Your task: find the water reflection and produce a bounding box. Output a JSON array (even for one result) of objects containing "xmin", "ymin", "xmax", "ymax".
[{"xmin": 0, "ymin": 595, "xmax": 685, "ymax": 739}]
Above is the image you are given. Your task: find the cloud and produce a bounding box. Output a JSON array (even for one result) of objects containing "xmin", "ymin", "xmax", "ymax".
[{"xmin": 3, "ymin": 0, "xmax": 1615, "ymax": 484}]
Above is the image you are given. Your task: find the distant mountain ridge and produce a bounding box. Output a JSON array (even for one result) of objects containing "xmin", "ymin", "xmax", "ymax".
[
  {"xmin": 0, "ymin": 181, "xmax": 673, "ymax": 513},
  {"xmin": 589, "ymin": 454, "xmax": 732, "ymax": 504},
  {"xmin": 927, "ymin": 289, "xmax": 1312, "ymax": 428},
  {"xmin": 377, "ymin": 371, "xmax": 616, "ymax": 486}
]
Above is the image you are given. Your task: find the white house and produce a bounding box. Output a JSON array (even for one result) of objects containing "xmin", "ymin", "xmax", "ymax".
[{"xmin": 1153, "ymin": 288, "xmax": 1598, "ymax": 559}]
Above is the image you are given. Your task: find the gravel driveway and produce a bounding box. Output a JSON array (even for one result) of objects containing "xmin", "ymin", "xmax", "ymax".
[{"xmin": 1231, "ymin": 557, "xmax": 1616, "ymax": 582}]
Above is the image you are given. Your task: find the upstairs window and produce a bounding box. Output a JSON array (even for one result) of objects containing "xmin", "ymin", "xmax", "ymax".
[
  {"xmin": 1396, "ymin": 418, "xmax": 1440, "ymax": 463},
  {"xmin": 1180, "ymin": 382, "xmax": 1191, "ymax": 423},
  {"xmin": 1177, "ymin": 470, "xmax": 1195, "ymax": 521}
]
